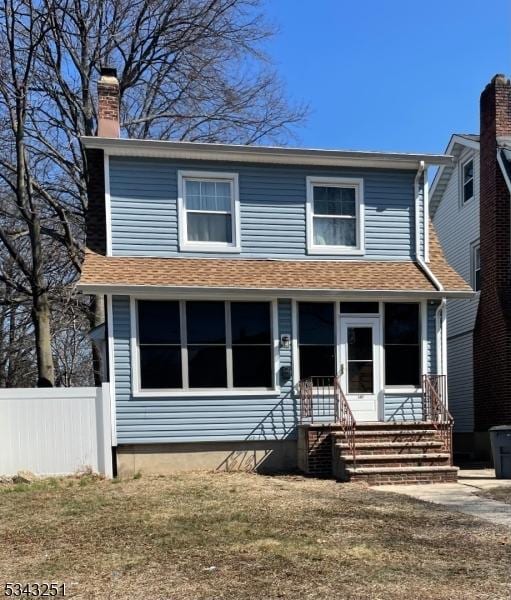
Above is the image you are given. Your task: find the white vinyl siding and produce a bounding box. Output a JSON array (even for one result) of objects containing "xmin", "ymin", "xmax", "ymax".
[
  {"xmin": 433, "ymin": 146, "xmax": 480, "ymax": 339},
  {"xmin": 433, "ymin": 145, "xmax": 480, "ymax": 433}
]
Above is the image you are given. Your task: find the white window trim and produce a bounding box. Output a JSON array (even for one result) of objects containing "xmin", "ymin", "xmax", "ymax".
[
  {"xmin": 293, "ymin": 299, "xmax": 424, "ymax": 395},
  {"xmin": 130, "ymin": 297, "xmax": 279, "ymax": 397},
  {"xmin": 470, "ymin": 239, "xmax": 481, "ymax": 292},
  {"xmin": 460, "ymin": 157, "xmax": 474, "ymax": 205},
  {"xmin": 305, "ymin": 176, "xmax": 365, "ymax": 255},
  {"xmin": 178, "ymin": 170, "xmax": 241, "ymax": 253}
]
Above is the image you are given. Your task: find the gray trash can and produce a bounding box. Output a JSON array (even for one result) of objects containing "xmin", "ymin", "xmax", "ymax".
[{"xmin": 489, "ymin": 426, "xmax": 511, "ymax": 479}]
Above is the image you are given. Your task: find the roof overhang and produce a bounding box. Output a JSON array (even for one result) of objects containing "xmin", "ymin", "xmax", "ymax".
[
  {"xmin": 76, "ymin": 282, "xmax": 473, "ymax": 299},
  {"xmin": 81, "ymin": 137, "xmax": 455, "ymax": 170}
]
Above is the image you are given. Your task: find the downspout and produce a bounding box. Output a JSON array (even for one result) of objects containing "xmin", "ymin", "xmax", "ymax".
[{"xmin": 414, "ymin": 161, "xmax": 448, "ymax": 383}]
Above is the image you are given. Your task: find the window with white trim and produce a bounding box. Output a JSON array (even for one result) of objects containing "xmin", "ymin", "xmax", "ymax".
[
  {"xmin": 471, "ymin": 241, "xmax": 481, "ymax": 292},
  {"xmin": 178, "ymin": 171, "xmax": 240, "ymax": 251},
  {"xmin": 136, "ymin": 300, "xmax": 274, "ymax": 391},
  {"xmin": 306, "ymin": 177, "xmax": 364, "ymax": 254},
  {"xmin": 462, "ymin": 159, "xmax": 474, "ymax": 204}
]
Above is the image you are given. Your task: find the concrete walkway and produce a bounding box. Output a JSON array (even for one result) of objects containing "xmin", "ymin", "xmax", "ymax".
[{"xmin": 378, "ymin": 469, "xmax": 511, "ymax": 528}]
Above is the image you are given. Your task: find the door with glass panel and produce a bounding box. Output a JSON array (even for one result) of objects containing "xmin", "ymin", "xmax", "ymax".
[{"xmin": 339, "ymin": 317, "xmax": 381, "ymax": 422}]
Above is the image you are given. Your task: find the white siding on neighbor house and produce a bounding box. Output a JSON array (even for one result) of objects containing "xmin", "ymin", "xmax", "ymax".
[
  {"xmin": 433, "ymin": 144, "xmax": 479, "ymax": 433},
  {"xmin": 433, "ymin": 146, "xmax": 480, "ymax": 338},
  {"xmin": 447, "ymin": 332, "xmax": 474, "ymax": 432}
]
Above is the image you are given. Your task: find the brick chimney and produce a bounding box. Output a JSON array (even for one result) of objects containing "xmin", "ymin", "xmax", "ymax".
[
  {"xmin": 97, "ymin": 66, "xmax": 120, "ymax": 138},
  {"xmin": 474, "ymin": 74, "xmax": 511, "ymax": 438}
]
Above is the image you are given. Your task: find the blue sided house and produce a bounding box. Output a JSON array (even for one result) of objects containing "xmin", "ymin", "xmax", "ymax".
[{"xmin": 78, "ymin": 69, "xmax": 472, "ymax": 484}]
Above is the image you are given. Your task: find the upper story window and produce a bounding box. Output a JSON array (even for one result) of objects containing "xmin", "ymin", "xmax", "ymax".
[
  {"xmin": 178, "ymin": 171, "xmax": 240, "ymax": 252},
  {"xmin": 471, "ymin": 241, "xmax": 481, "ymax": 292},
  {"xmin": 306, "ymin": 177, "xmax": 364, "ymax": 255},
  {"xmin": 462, "ymin": 159, "xmax": 474, "ymax": 204},
  {"xmin": 136, "ymin": 300, "xmax": 274, "ymax": 393}
]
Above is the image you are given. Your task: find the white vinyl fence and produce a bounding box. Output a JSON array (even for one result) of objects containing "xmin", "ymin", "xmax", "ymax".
[{"xmin": 0, "ymin": 384, "xmax": 112, "ymax": 478}]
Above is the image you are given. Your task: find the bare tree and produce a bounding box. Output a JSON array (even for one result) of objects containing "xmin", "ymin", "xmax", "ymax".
[
  {"xmin": 0, "ymin": 0, "xmax": 56, "ymax": 385},
  {"xmin": 0, "ymin": 0, "xmax": 306, "ymax": 386}
]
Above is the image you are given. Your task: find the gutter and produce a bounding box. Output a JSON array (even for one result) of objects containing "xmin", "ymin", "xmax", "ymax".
[
  {"xmin": 80, "ymin": 136, "xmax": 455, "ymax": 170},
  {"xmin": 76, "ymin": 282, "xmax": 472, "ymax": 299},
  {"xmin": 414, "ymin": 161, "xmax": 447, "ymax": 379},
  {"xmin": 414, "ymin": 161, "xmax": 444, "ymax": 292}
]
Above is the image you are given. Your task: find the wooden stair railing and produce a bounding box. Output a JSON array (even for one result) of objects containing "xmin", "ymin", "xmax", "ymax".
[{"xmin": 422, "ymin": 374, "xmax": 454, "ymax": 465}]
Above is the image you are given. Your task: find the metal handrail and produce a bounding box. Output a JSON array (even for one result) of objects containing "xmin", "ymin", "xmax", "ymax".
[
  {"xmin": 335, "ymin": 376, "xmax": 357, "ymax": 467},
  {"xmin": 299, "ymin": 375, "xmax": 357, "ymax": 466},
  {"xmin": 422, "ymin": 374, "xmax": 454, "ymax": 465}
]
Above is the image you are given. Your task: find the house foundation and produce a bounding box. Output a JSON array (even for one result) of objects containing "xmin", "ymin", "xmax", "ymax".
[{"xmin": 116, "ymin": 440, "xmax": 298, "ymax": 477}]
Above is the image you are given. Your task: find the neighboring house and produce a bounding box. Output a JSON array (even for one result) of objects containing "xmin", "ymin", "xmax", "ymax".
[
  {"xmin": 78, "ymin": 68, "xmax": 470, "ymax": 484},
  {"xmin": 431, "ymin": 74, "xmax": 511, "ymax": 459},
  {"xmin": 430, "ymin": 134, "xmax": 480, "ymax": 457}
]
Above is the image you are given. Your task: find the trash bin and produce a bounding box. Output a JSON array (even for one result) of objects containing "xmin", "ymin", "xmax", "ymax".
[{"xmin": 489, "ymin": 426, "xmax": 511, "ymax": 479}]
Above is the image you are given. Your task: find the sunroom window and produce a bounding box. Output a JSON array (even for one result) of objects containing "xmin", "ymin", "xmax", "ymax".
[
  {"xmin": 306, "ymin": 177, "xmax": 364, "ymax": 254},
  {"xmin": 384, "ymin": 303, "xmax": 420, "ymax": 387},
  {"xmin": 138, "ymin": 301, "xmax": 182, "ymax": 389},
  {"xmin": 178, "ymin": 171, "xmax": 240, "ymax": 251},
  {"xmin": 298, "ymin": 302, "xmax": 335, "ymax": 379},
  {"xmin": 137, "ymin": 300, "xmax": 273, "ymax": 391}
]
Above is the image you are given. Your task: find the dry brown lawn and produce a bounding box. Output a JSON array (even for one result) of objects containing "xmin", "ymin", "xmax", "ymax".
[{"xmin": 1, "ymin": 472, "xmax": 510, "ymax": 599}]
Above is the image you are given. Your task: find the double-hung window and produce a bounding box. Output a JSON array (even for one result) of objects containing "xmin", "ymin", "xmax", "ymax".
[
  {"xmin": 306, "ymin": 177, "xmax": 364, "ymax": 254},
  {"xmin": 178, "ymin": 171, "xmax": 240, "ymax": 252},
  {"xmin": 462, "ymin": 159, "xmax": 474, "ymax": 204},
  {"xmin": 136, "ymin": 300, "xmax": 274, "ymax": 393}
]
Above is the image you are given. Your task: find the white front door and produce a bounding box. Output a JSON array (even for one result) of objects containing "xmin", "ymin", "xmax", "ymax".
[{"xmin": 339, "ymin": 316, "xmax": 382, "ymax": 422}]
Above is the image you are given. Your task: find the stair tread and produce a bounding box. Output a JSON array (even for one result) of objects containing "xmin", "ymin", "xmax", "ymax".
[
  {"xmin": 337, "ymin": 441, "xmax": 443, "ymax": 448},
  {"xmin": 351, "ymin": 429, "xmax": 438, "ymax": 436},
  {"xmin": 356, "ymin": 421, "xmax": 434, "ymax": 427},
  {"xmin": 346, "ymin": 466, "xmax": 458, "ymax": 474},
  {"xmin": 346, "ymin": 453, "xmax": 450, "ymax": 461}
]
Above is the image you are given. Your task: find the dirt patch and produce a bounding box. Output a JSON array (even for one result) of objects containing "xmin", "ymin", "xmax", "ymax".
[{"xmin": 0, "ymin": 472, "xmax": 510, "ymax": 599}]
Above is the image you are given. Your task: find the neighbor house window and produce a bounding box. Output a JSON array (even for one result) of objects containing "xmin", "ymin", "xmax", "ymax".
[
  {"xmin": 298, "ymin": 302, "xmax": 335, "ymax": 378},
  {"xmin": 462, "ymin": 159, "xmax": 474, "ymax": 204},
  {"xmin": 384, "ymin": 303, "xmax": 420, "ymax": 387},
  {"xmin": 306, "ymin": 177, "xmax": 364, "ymax": 254},
  {"xmin": 136, "ymin": 300, "xmax": 273, "ymax": 391},
  {"xmin": 178, "ymin": 171, "xmax": 240, "ymax": 251},
  {"xmin": 471, "ymin": 242, "xmax": 481, "ymax": 292}
]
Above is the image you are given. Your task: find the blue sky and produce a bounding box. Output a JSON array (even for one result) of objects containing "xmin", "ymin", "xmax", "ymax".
[{"xmin": 264, "ymin": 0, "xmax": 511, "ymax": 154}]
